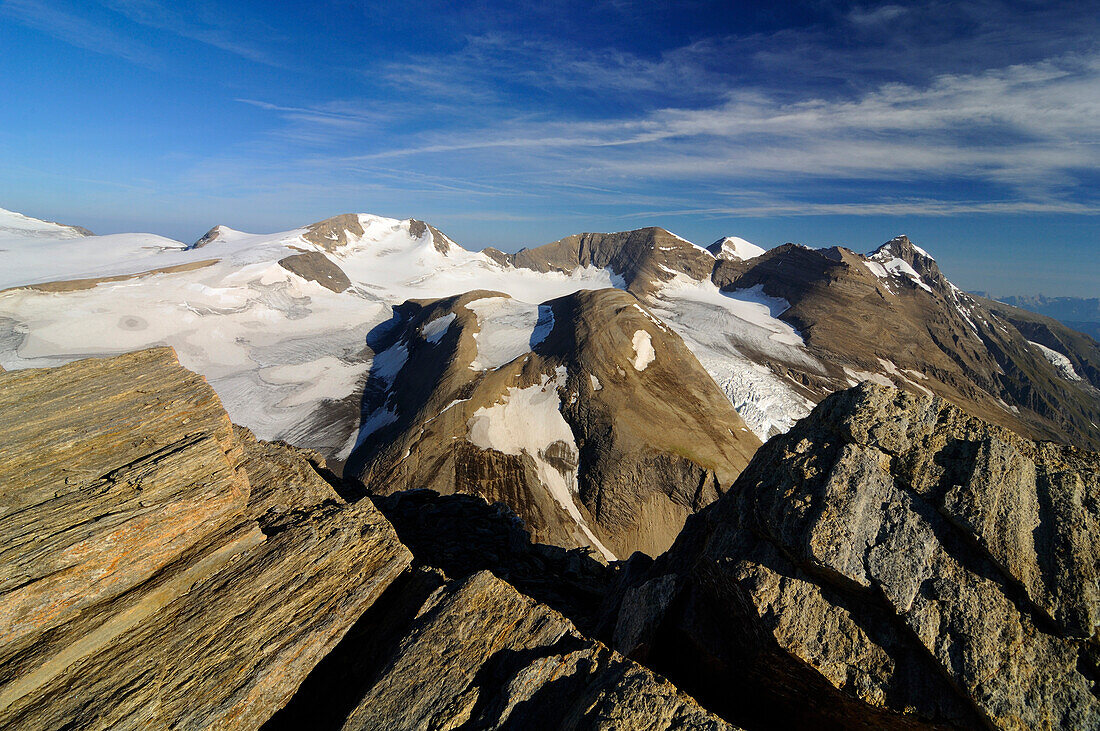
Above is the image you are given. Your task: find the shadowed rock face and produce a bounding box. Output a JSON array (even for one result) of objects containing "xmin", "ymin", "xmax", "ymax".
[
  {"xmin": 338, "ymin": 570, "xmax": 734, "ymax": 731},
  {"xmin": 602, "ymin": 382, "xmax": 1100, "ymax": 730},
  {"xmin": 348, "ymin": 287, "xmax": 759, "ymax": 560},
  {"xmin": 0, "ymin": 348, "xmax": 412, "ymax": 730}
]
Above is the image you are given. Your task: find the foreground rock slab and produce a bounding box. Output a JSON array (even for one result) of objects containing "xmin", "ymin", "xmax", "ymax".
[
  {"xmin": 0, "ymin": 348, "xmax": 412, "ymax": 730},
  {"xmin": 341, "ymin": 570, "xmax": 734, "ymax": 731},
  {"xmin": 606, "ymin": 383, "xmax": 1100, "ymax": 730}
]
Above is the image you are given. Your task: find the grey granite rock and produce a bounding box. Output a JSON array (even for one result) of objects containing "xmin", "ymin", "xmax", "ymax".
[{"xmin": 606, "ymin": 383, "xmax": 1100, "ymax": 730}]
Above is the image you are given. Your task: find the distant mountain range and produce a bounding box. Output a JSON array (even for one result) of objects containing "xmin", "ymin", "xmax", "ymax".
[{"xmin": 982, "ymin": 294, "xmax": 1100, "ymax": 342}]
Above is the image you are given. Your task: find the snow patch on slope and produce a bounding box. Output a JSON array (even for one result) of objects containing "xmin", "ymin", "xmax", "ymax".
[
  {"xmin": 631, "ymin": 330, "xmax": 655, "ymax": 370},
  {"xmin": 467, "ymin": 367, "xmax": 615, "ymax": 560},
  {"xmin": 1030, "ymin": 341, "xmax": 1082, "ymax": 381},
  {"xmin": 422, "ymin": 313, "xmax": 455, "ymax": 343}
]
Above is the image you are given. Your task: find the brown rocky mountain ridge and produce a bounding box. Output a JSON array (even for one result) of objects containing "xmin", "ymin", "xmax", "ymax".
[
  {"xmin": 505, "ymin": 227, "xmax": 1100, "ymax": 451},
  {"xmin": 346, "ymin": 287, "xmax": 760, "ymax": 560},
  {"xmin": 1, "ymin": 211, "xmax": 1099, "ymax": 729}
]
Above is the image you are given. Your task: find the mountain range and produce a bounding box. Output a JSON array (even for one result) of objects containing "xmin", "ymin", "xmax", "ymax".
[
  {"xmin": 1, "ymin": 205, "xmax": 1097, "ymax": 729},
  {"xmin": 988, "ymin": 294, "xmax": 1100, "ymax": 342}
]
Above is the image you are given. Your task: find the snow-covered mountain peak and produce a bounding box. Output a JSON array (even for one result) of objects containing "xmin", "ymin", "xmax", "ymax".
[
  {"xmin": 865, "ymin": 236, "xmax": 943, "ymax": 294},
  {"xmin": 707, "ymin": 236, "xmax": 766, "ymax": 262},
  {"xmin": 191, "ymin": 224, "xmax": 254, "ymax": 249}
]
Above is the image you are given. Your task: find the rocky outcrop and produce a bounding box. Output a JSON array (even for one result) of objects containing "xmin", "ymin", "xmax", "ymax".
[
  {"xmin": 338, "ymin": 570, "xmax": 734, "ymax": 730},
  {"xmin": 603, "ymin": 383, "xmax": 1100, "ymax": 730},
  {"xmin": 510, "ymin": 227, "xmax": 716, "ymax": 297},
  {"xmin": 277, "ymin": 251, "xmax": 352, "ymax": 293},
  {"xmin": 0, "ymin": 348, "xmax": 412, "ymax": 730},
  {"xmin": 191, "ymin": 224, "xmax": 228, "ymax": 249},
  {"xmin": 301, "ymin": 214, "xmax": 367, "ymax": 251},
  {"xmin": 348, "ymin": 287, "xmax": 759, "ymax": 559},
  {"xmin": 407, "ymin": 219, "xmax": 454, "ymax": 254}
]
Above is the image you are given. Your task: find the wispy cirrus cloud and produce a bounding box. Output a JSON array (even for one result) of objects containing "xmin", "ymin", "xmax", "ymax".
[
  {"xmin": 101, "ymin": 0, "xmax": 289, "ymax": 67},
  {"xmin": 240, "ymin": 48, "xmax": 1099, "ymax": 216},
  {"xmin": 1, "ymin": 0, "xmax": 158, "ymax": 66},
  {"xmin": 218, "ymin": 0, "xmax": 1100, "ymax": 222},
  {"xmin": 2, "ymin": 0, "xmax": 290, "ymax": 68}
]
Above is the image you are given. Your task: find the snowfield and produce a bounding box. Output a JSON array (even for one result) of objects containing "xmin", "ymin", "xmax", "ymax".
[
  {"xmin": 0, "ymin": 211, "xmax": 621, "ymax": 458},
  {"xmin": 0, "ymin": 206, "xmax": 827, "ymax": 463}
]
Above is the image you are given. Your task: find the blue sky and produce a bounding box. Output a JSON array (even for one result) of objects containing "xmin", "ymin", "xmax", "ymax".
[{"xmin": 2, "ymin": 0, "xmax": 1098, "ymax": 296}]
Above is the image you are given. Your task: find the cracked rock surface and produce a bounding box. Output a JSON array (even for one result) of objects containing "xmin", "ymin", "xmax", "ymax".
[
  {"xmin": 341, "ymin": 570, "xmax": 734, "ymax": 731},
  {"xmin": 605, "ymin": 382, "xmax": 1100, "ymax": 730}
]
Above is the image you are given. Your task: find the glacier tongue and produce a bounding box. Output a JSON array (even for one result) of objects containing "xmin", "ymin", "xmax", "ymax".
[{"xmin": 645, "ymin": 273, "xmax": 818, "ymax": 440}]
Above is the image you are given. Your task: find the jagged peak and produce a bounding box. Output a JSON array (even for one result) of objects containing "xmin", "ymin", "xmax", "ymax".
[
  {"xmin": 863, "ymin": 235, "xmax": 946, "ymax": 295},
  {"xmin": 870, "ymin": 234, "xmax": 935, "ymax": 263}
]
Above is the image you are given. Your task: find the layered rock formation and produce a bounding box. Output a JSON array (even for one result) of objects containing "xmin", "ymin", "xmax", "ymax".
[
  {"xmin": 0, "ymin": 348, "xmax": 413, "ymax": 729},
  {"xmin": 347, "ymin": 287, "xmax": 759, "ymax": 559},
  {"xmin": 603, "ymin": 382, "xmax": 1100, "ymax": 730},
  {"xmin": 338, "ymin": 570, "xmax": 734, "ymax": 731},
  {"xmin": 1, "ymin": 347, "xmax": 733, "ymax": 730}
]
